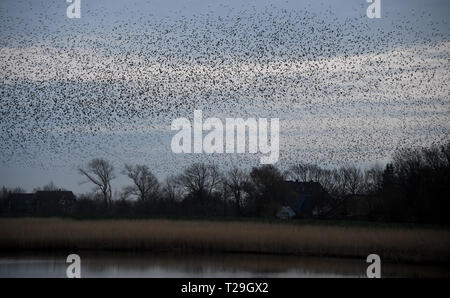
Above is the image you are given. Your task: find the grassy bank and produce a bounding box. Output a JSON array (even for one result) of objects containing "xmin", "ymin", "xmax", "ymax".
[{"xmin": 0, "ymin": 218, "xmax": 449, "ymax": 264}]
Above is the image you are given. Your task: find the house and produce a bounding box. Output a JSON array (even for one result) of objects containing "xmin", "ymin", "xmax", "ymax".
[
  {"xmin": 6, "ymin": 190, "xmax": 76, "ymax": 215},
  {"xmin": 35, "ymin": 191, "xmax": 76, "ymax": 214},
  {"xmin": 276, "ymin": 206, "xmax": 295, "ymax": 219},
  {"xmin": 283, "ymin": 180, "xmax": 332, "ymax": 218}
]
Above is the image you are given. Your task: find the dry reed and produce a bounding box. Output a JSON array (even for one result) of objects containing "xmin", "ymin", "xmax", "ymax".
[{"xmin": 0, "ymin": 218, "xmax": 448, "ymax": 263}]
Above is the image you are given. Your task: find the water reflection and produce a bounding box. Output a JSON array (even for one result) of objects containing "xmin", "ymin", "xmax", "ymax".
[{"xmin": 0, "ymin": 252, "xmax": 448, "ymax": 278}]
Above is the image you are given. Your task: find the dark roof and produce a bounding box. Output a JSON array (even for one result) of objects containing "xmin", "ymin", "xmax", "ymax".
[
  {"xmin": 35, "ymin": 190, "xmax": 75, "ymax": 197},
  {"xmin": 35, "ymin": 191, "xmax": 75, "ymax": 203}
]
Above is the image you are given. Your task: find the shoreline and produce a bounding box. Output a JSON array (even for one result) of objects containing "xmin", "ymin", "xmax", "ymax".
[{"xmin": 1, "ymin": 248, "xmax": 449, "ymax": 268}]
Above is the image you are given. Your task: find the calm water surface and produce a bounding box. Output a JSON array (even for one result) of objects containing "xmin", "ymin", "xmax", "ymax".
[{"xmin": 0, "ymin": 252, "xmax": 448, "ymax": 278}]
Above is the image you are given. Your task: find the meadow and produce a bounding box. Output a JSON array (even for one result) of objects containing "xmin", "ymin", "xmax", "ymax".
[{"xmin": 0, "ymin": 218, "xmax": 449, "ymax": 264}]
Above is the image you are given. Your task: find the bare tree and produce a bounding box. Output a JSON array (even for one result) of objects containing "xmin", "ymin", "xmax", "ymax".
[
  {"xmin": 288, "ymin": 163, "xmax": 325, "ymax": 183},
  {"xmin": 178, "ymin": 163, "xmax": 222, "ymax": 199},
  {"xmin": 315, "ymin": 168, "xmax": 335, "ymax": 194},
  {"xmin": 364, "ymin": 165, "xmax": 384, "ymax": 194},
  {"xmin": 248, "ymin": 164, "xmax": 289, "ymax": 216},
  {"xmin": 288, "ymin": 163, "xmax": 309, "ymax": 182},
  {"xmin": 340, "ymin": 166, "xmax": 364, "ymax": 196},
  {"xmin": 162, "ymin": 175, "xmax": 184, "ymax": 201},
  {"xmin": 33, "ymin": 181, "xmax": 60, "ymax": 192},
  {"xmin": 441, "ymin": 141, "xmax": 450, "ymax": 166},
  {"xmin": 224, "ymin": 167, "xmax": 249, "ymax": 216},
  {"xmin": 79, "ymin": 158, "xmax": 115, "ymax": 206},
  {"xmin": 122, "ymin": 164, "xmax": 160, "ymax": 201}
]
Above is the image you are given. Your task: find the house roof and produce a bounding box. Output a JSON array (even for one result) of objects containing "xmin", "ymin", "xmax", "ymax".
[
  {"xmin": 35, "ymin": 190, "xmax": 74, "ymax": 196},
  {"xmin": 35, "ymin": 191, "xmax": 75, "ymax": 202}
]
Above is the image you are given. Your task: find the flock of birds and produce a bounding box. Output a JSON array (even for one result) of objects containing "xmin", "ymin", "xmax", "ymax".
[{"xmin": 0, "ymin": 3, "xmax": 449, "ymax": 178}]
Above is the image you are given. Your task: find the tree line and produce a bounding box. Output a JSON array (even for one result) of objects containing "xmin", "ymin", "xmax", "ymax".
[{"xmin": 1, "ymin": 141, "xmax": 449, "ymax": 224}]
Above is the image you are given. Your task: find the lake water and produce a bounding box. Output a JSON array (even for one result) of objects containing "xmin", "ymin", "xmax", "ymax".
[{"xmin": 0, "ymin": 252, "xmax": 448, "ymax": 278}]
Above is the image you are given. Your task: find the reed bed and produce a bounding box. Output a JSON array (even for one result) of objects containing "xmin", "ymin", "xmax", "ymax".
[{"xmin": 0, "ymin": 218, "xmax": 448, "ymax": 263}]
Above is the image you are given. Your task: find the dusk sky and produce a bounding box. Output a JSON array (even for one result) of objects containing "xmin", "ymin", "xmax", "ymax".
[{"xmin": 0, "ymin": 0, "xmax": 449, "ymax": 194}]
